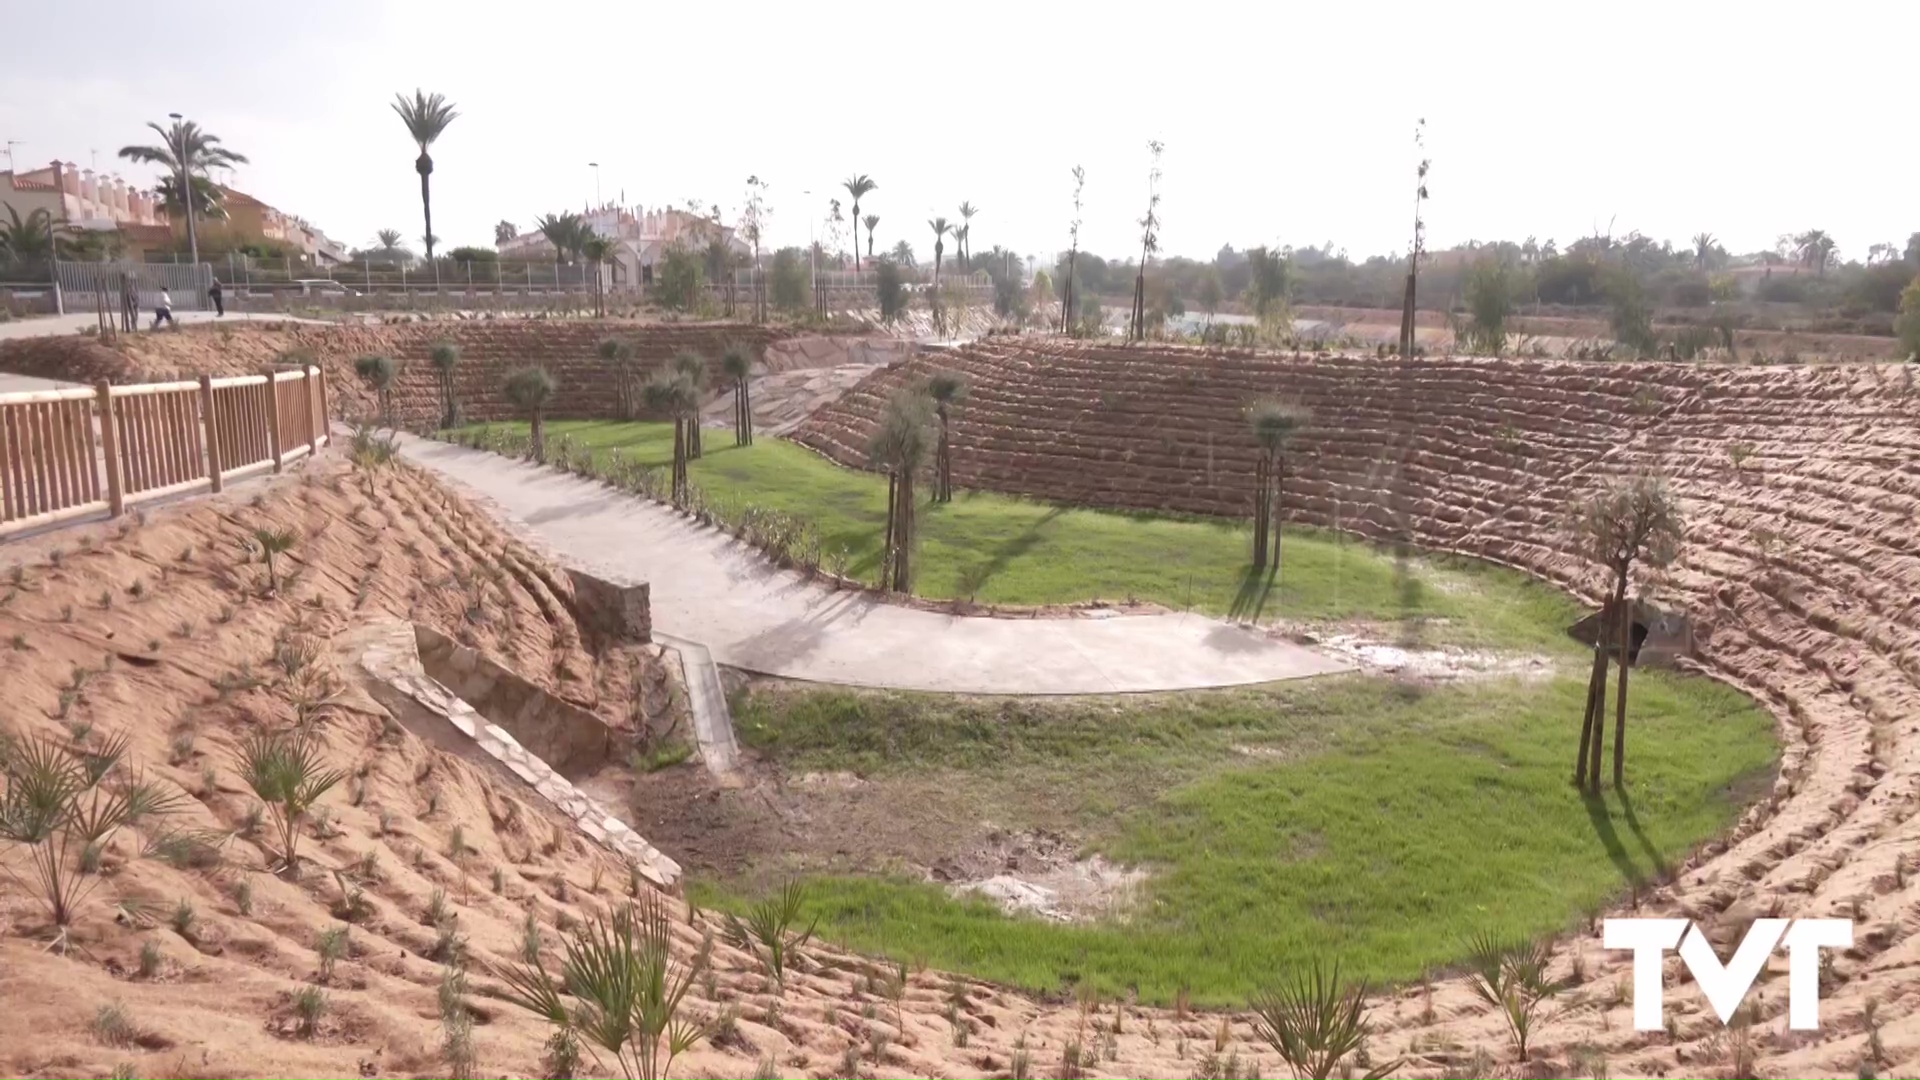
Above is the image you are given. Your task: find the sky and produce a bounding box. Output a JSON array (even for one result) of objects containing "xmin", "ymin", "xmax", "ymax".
[{"xmin": 3, "ymin": 0, "xmax": 1914, "ymax": 266}]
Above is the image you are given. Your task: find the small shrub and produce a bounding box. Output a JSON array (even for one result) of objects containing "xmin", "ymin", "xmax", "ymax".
[
  {"xmin": 170, "ymin": 897, "xmax": 197, "ymax": 940},
  {"xmin": 292, "ymin": 985, "xmax": 328, "ymax": 1038},
  {"xmin": 92, "ymin": 1002, "xmax": 138, "ymax": 1047},
  {"xmin": 138, "ymin": 939, "xmax": 163, "ymax": 978},
  {"xmin": 316, "ymin": 925, "xmax": 349, "ymax": 983}
]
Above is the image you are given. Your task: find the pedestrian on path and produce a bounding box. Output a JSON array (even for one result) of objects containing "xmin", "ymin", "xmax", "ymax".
[
  {"xmin": 152, "ymin": 289, "xmax": 175, "ymax": 329},
  {"xmin": 209, "ymin": 279, "xmax": 225, "ymax": 317}
]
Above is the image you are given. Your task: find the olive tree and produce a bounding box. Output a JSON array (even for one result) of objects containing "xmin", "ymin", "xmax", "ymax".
[
  {"xmin": 868, "ymin": 390, "xmax": 935, "ymax": 593},
  {"xmin": 503, "ymin": 366, "xmax": 557, "ymax": 464}
]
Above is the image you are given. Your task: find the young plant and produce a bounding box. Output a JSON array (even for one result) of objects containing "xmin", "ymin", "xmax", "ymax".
[
  {"xmin": 0, "ymin": 732, "xmax": 183, "ymax": 949},
  {"xmin": 720, "ymin": 879, "xmax": 818, "ymax": 992},
  {"xmin": 232, "ymin": 731, "xmax": 345, "ymax": 876},
  {"xmin": 248, "ymin": 526, "xmax": 299, "ymax": 596},
  {"xmin": 1465, "ymin": 933, "xmax": 1564, "ymax": 1061},
  {"xmin": 495, "ymin": 893, "xmax": 711, "ymax": 1080},
  {"xmin": 1244, "ymin": 957, "xmax": 1397, "ymax": 1076},
  {"xmin": 349, "ymin": 424, "xmax": 399, "ymax": 498}
]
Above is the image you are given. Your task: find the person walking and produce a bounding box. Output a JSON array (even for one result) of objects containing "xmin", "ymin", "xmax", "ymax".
[
  {"xmin": 152, "ymin": 288, "xmax": 176, "ymax": 330},
  {"xmin": 209, "ymin": 278, "xmax": 225, "ymax": 317}
]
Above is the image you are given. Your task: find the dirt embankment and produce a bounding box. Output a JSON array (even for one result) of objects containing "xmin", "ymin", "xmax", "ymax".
[{"xmin": 797, "ymin": 342, "xmax": 1920, "ymax": 1077}]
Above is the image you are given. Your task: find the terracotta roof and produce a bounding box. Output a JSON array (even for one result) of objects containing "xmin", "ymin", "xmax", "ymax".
[
  {"xmin": 4, "ymin": 175, "xmax": 56, "ymax": 191},
  {"xmin": 215, "ymin": 185, "xmax": 268, "ymax": 209},
  {"xmin": 117, "ymin": 223, "xmax": 176, "ymax": 243}
]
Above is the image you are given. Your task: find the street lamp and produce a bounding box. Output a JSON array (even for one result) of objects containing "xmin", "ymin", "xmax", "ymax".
[
  {"xmin": 801, "ymin": 188, "xmax": 817, "ymax": 314},
  {"xmin": 589, "ymin": 162, "xmax": 601, "ymax": 209},
  {"xmin": 167, "ymin": 112, "xmax": 202, "ymax": 266}
]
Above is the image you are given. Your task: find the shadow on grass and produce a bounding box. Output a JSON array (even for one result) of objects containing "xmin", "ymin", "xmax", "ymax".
[
  {"xmin": 1618, "ymin": 788, "xmax": 1672, "ymax": 882},
  {"xmin": 1582, "ymin": 788, "xmax": 1659, "ymax": 888},
  {"xmin": 963, "ymin": 506, "xmax": 1065, "ymax": 596},
  {"xmin": 1227, "ymin": 564, "xmax": 1278, "ymax": 622}
]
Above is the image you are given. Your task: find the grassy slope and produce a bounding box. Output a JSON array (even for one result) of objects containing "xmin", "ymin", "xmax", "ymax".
[
  {"xmin": 720, "ymin": 673, "xmax": 1774, "ymax": 1006},
  {"xmin": 479, "ymin": 419, "xmax": 1574, "ymax": 646}
]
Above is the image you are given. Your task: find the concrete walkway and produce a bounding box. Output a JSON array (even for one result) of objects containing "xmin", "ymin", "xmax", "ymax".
[
  {"xmin": 0, "ymin": 311, "xmax": 326, "ymax": 342},
  {"xmin": 394, "ymin": 435, "xmax": 1352, "ymax": 695}
]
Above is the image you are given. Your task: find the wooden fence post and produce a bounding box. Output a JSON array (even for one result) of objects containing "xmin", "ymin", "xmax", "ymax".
[
  {"xmin": 316, "ymin": 367, "xmax": 331, "ymax": 445},
  {"xmin": 199, "ymin": 374, "xmax": 223, "ymax": 492},
  {"xmin": 95, "ymin": 381, "xmax": 124, "ymax": 517},
  {"xmin": 305, "ymin": 366, "xmax": 320, "ymax": 453},
  {"xmin": 263, "ymin": 368, "xmax": 283, "ymax": 474}
]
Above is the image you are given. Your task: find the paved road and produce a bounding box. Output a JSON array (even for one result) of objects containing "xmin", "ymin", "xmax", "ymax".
[{"xmin": 393, "ymin": 434, "xmax": 1351, "ymax": 694}]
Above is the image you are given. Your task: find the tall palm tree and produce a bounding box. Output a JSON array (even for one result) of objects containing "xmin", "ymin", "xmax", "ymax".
[
  {"xmin": 1691, "ymin": 232, "xmax": 1716, "ymax": 271},
  {"xmin": 1794, "ymin": 229, "xmax": 1836, "ymax": 276},
  {"xmin": 928, "ymin": 217, "xmax": 951, "ymax": 333},
  {"xmin": 670, "ymin": 351, "xmax": 708, "ymax": 458},
  {"xmin": 0, "ymin": 205, "xmax": 75, "ymax": 261},
  {"xmin": 890, "ymin": 239, "xmax": 914, "ymax": 267},
  {"xmin": 504, "ymin": 366, "xmax": 557, "ymax": 464},
  {"xmin": 842, "ymin": 175, "xmax": 877, "ymax": 272},
  {"xmin": 957, "ymin": 202, "xmax": 978, "ymax": 271},
  {"xmin": 535, "ymin": 213, "xmax": 586, "ymax": 264},
  {"xmin": 376, "ymin": 229, "xmax": 404, "ymax": 254},
  {"xmin": 118, "ymin": 119, "xmax": 249, "ymax": 265},
  {"xmin": 927, "ymin": 372, "xmax": 968, "ymax": 503},
  {"xmin": 1248, "ymin": 400, "xmax": 1309, "ymax": 573},
  {"xmin": 862, "ymin": 214, "xmax": 879, "ymax": 263},
  {"xmin": 580, "ymin": 234, "xmax": 614, "ymax": 317},
  {"xmin": 391, "ymin": 90, "xmax": 459, "ymax": 267},
  {"xmin": 721, "ymin": 343, "xmax": 754, "ymax": 447}
]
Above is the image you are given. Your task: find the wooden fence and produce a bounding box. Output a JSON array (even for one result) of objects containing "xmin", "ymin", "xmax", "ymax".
[{"xmin": 0, "ymin": 366, "xmax": 329, "ymax": 536}]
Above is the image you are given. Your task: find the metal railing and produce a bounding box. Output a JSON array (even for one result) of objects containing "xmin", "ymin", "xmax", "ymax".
[{"xmin": 0, "ymin": 366, "xmax": 329, "ymax": 535}]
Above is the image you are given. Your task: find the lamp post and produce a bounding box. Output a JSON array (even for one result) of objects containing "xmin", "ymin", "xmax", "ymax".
[
  {"xmin": 168, "ymin": 112, "xmax": 200, "ymax": 266},
  {"xmin": 801, "ymin": 188, "xmax": 817, "ymax": 315},
  {"xmin": 589, "ymin": 162, "xmax": 601, "ymax": 209}
]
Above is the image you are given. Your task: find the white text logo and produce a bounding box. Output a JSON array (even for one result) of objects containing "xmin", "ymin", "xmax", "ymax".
[{"xmin": 1603, "ymin": 918, "xmax": 1851, "ymax": 1030}]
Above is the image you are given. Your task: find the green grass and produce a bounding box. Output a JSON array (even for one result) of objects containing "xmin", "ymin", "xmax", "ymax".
[
  {"xmin": 711, "ymin": 672, "xmax": 1775, "ymax": 1006},
  {"xmin": 465, "ymin": 419, "xmax": 1577, "ymax": 648}
]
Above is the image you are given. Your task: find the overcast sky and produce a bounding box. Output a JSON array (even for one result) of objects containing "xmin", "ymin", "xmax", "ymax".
[{"xmin": 3, "ymin": 0, "xmax": 1912, "ymax": 265}]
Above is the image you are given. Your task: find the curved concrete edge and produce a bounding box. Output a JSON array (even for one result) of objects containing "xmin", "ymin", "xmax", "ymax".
[
  {"xmin": 654, "ymin": 632, "xmax": 740, "ymax": 777},
  {"xmin": 339, "ymin": 618, "xmax": 682, "ymax": 891}
]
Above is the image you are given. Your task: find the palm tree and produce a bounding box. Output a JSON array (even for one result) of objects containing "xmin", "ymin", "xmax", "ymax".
[
  {"xmin": 1794, "ymin": 229, "xmax": 1836, "ymax": 276},
  {"xmin": 1248, "ymin": 400, "xmax": 1309, "ymax": 573},
  {"xmin": 234, "ymin": 731, "xmax": 344, "ymax": 877},
  {"xmin": 928, "ymin": 217, "xmax": 951, "ymax": 331},
  {"xmin": 249, "ymin": 526, "xmax": 299, "ymax": 595},
  {"xmin": 842, "ymin": 175, "xmax": 877, "ymax": 272},
  {"xmin": 0, "ymin": 732, "xmax": 183, "ymax": 950},
  {"xmin": 429, "ymin": 341, "xmax": 462, "ymax": 428},
  {"xmin": 535, "ymin": 212, "xmax": 586, "ymax": 264},
  {"xmin": 721, "ymin": 343, "xmax": 755, "ymax": 447},
  {"xmin": 927, "ymin": 372, "xmax": 968, "ymax": 503},
  {"xmin": 670, "ymin": 351, "xmax": 708, "ymax": 458},
  {"xmin": 353, "ymin": 354, "xmax": 398, "ymax": 428},
  {"xmin": 1691, "ymin": 232, "xmax": 1716, "ymax": 271},
  {"xmin": 1249, "ymin": 962, "xmax": 1396, "ymax": 1080},
  {"xmin": 862, "ymin": 214, "xmax": 879, "ymax": 263},
  {"xmin": 957, "ymin": 201, "xmax": 978, "ymax": 271},
  {"xmin": 152, "ymin": 173, "xmax": 229, "ymax": 227},
  {"xmin": 580, "ymin": 234, "xmax": 614, "ymax": 317},
  {"xmin": 494, "ymin": 220, "xmax": 518, "ymax": 246},
  {"xmin": 643, "ymin": 374, "xmax": 698, "ymax": 507},
  {"xmin": 869, "ymin": 390, "xmax": 935, "ymax": 593},
  {"xmin": 503, "ymin": 366, "xmax": 557, "ymax": 464},
  {"xmin": 375, "ymin": 229, "xmax": 404, "ymax": 256},
  {"xmin": 599, "ymin": 337, "xmax": 640, "ymax": 419},
  {"xmin": 118, "ymin": 119, "xmax": 249, "ymax": 265},
  {"xmin": 391, "ymin": 89, "xmax": 459, "ymax": 267},
  {"xmin": 0, "ymin": 204, "xmax": 74, "ymax": 261}
]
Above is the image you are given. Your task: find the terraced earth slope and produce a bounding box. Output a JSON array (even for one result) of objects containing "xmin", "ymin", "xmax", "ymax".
[{"xmin": 793, "ymin": 341, "xmax": 1920, "ymax": 1076}]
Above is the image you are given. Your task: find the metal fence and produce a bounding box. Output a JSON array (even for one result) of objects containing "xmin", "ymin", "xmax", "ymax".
[
  {"xmin": 53, "ymin": 261, "xmax": 215, "ymax": 313},
  {"xmin": 0, "ymin": 367, "xmax": 329, "ymax": 535}
]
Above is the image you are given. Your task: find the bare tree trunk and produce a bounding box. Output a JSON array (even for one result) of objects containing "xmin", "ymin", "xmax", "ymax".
[
  {"xmin": 883, "ymin": 471, "xmax": 897, "ymax": 587},
  {"xmin": 895, "ymin": 469, "xmax": 915, "ymax": 592},
  {"xmin": 1576, "ymin": 596, "xmax": 1610, "ymax": 791},
  {"xmin": 1398, "ymin": 264, "xmax": 1417, "ymax": 357},
  {"xmin": 1586, "ymin": 596, "xmax": 1613, "ymax": 792},
  {"xmin": 671, "ymin": 417, "xmax": 687, "ymax": 506},
  {"xmin": 1251, "ymin": 456, "xmax": 1270, "ymax": 571},
  {"xmin": 531, "ymin": 412, "xmax": 546, "ymax": 465},
  {"xmin": 1613, "ymin": 577, "xmax": 1633, "ymax": 788},
  {"xmin": 1271, "ymin": 453, "xmax": 1285, "ymax": 571},
  {"xmin": 744, "ymin": 379, "xmax": 754, "ymax": 445}
]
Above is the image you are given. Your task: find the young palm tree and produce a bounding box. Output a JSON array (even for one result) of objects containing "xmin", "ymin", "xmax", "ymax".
[
  {"xmin": 1691, "ymin": 232, "xmax": 1716, "ymax": 271},
  {"xmin": 535, "ymin": 212, "xmax": 586, "ymax": 264},
  {"xmin": 429, "ymin": 341, "xmax": 462, "ymax": 428},
  {"xmin": 391, "ymin": 89, "xmax": 459, "ymax": 265},
  {"xmin": 842, "ymin": 175, "xmax": 877, "ymax": 272},
  {"xmin": 118, "ymin": 118, "xmax": 249, "ymax": 265},
  {"xmin": 250, "ymin": 526, "xmax": 299, "ymax": 595},
  {"xmin": 1249, "ymin": 961, "xmax": 1397, "ymax": 1080},
  {"xmin": 495, "ymin": 892, "xmax": 711, "ymax": 1080},
  {"xmin": 580, "ymin": 234, "xmax": 614, "ymax": 316},
  {"xmin": 868, "ymin": 390, "xmax": 935, "ymax": 592},
  {"xmin": 926, "ymin": 371, "xmax": 968, "ymax": 503},
  {"xmin": 721, "ymin": 343, "xmax": 754, "ymax": 447},
  {"xmin": 642, "ymin": 374, "xmax": 698, "ymax": 506},
  {"xmin": 598, "ymin": 337, "xmax": 640, "ymax": 419},
  {"xmin": 862, "ymin": 214, "xmax": 879, "ymax": 263},
  {"xmin": 353, "ymin": 354, "xmax": 399, "ymax": 428},
  {"xmin": 670, "ymin": 351, "xmax": 708, "ymax": 459},
  {"xmin": 0, "ymin": 732, "xmax": 183, "ymax": 950},
  {"xmin": 957, "ymin": 201, "xmax": 978, "ymax": 271},
  {"xmin": 348, "ymin": 424, "xmax": 399, "ymax": 498},
  {"xmin": 504, "ymin": 367, "xmax": 558, "ymax": 464},
  {"xmin": 1248, "ymin": 400, "xmax": 1309, "ymax": 573},
  {"xmin": 233, "ymin": 731, "xmax": 344, "ymax": 877}
]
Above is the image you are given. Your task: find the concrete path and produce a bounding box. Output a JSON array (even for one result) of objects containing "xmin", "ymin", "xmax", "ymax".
[
  {"xmin": 393, "ymin": 435, "xmax": 1352, "ymax": 695},
  {"xmin": 0, "ymin": 311, "xmax": 325, "ymax": 342}
]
